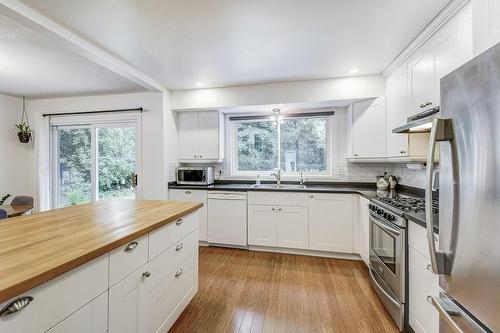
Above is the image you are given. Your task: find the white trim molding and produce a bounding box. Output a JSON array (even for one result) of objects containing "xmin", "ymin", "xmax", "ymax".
[{"xmin": 382, "ymin": 0, "xmax": 471, "ymax": 77}]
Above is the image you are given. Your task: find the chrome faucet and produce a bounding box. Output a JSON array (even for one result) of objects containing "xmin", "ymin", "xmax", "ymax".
[{"xmin": 271, "ymin": 169, "xmax": 282, "ymax": 187}]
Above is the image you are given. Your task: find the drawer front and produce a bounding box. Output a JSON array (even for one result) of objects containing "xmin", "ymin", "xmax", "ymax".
[
  {"xmin": 169, "ymin": 189, "xmax": 207, "ymax": 203},
  {"xmin": 248, "ymin": 191, "xmax": 309, "ymax": 206},
  {"xmin": 409, "ymin": 222, "xmax": 439, "ymax": 260},
  {"xmin": 0, "ymin": 255, "xmax": 108, "ymax": 333},
  {"xmin": 46, "ymin": 292, "xmax": 108, "ymax": 333},
  {"xmin": 109, "ymin": 234, "xmax": 149, "ymax": 287},
  {"xmin": 149, "ymin": 210, "xmax": 199, "ymax": 259}
]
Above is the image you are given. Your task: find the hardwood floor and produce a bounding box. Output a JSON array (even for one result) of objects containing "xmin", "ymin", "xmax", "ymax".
[{"xmin": 170, "ymin": 247, "xmax": 399, "ymax": 333}]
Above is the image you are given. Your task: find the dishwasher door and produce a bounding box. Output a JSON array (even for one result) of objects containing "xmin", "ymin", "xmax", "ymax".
[{"xmin": 207, "ymin": 191, "xmax": 248, "ymax": 247}]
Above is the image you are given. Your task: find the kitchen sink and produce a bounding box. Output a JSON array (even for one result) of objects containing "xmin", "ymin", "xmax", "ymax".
[{"xmin": 250, "ymin": 184, "xmax": 307, "ymax": 190}]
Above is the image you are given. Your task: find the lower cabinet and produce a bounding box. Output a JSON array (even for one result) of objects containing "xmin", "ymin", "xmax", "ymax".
[
  {"xmin": 169, "ymin": 189, "xmax": 208, "ymax": 242},
  {"xmin": 308, "ymin": 194, "xmax": 353, "ymax": 253},
  {"xmin": 248, "ymin": 205, "xmax": 277, "ymax": 246},
  {"xmin": 357, "ymin": 196, "xmax": 370, "ymax": 265},
  {"xmin": 408, "ymin": 223, "xmax": 439, "ymax": 333}
]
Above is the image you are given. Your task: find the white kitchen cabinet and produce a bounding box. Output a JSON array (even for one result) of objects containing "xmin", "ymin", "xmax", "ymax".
[
  {"xmin": 473, "ymin": 0, "xmax": 500, "ymax": 56},
  {"xmin": 350, "ymin": 97, "xmax": 387, "ymax": 159},
  {"xmin": 46, "ymin": 292, "xmax": 108, "ymax": 333},
  {"xmin": 276, "ymin": 206, "xmax": 308, "ymax": 249},
  {"xmin": 308, "ymin": 194, "xmax": 353, "ymax": 253},
  {"xmin": 178, "ymin": 111, "xmax": 224, "ymax": 163},
  {"xmin": 109, "ymin": 234, "xmax": 149, "ymax": 287},
  {"xmin": 357, "ymin": 196, "xmax": 370, "ymax": 265},
  {"xmin": 408, "ymin": 46, "xmax": 435, "ymax": 115},
  {"xmin": 169, "ymin": 189, "xmax": 208, "ymax": 242},
  {"xmin": 386, "ymin": 65, "xmax": 410, "ymax": 158},
  {"xmin": 248, "ymin": 205, "xmax": 278, "ymax": 247},
  {"xmin": 408, "ymin": 222, "xmax": 439, "ymax": 333}
]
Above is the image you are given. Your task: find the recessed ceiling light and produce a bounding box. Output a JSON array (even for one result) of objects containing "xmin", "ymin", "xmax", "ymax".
[
  {"xmin": 196, "ymin": 82, "xmax": 204, "ymax": 87},
  {"xmin": 349, "ymin": 69, "xmax": 359, "ymax": 75}
]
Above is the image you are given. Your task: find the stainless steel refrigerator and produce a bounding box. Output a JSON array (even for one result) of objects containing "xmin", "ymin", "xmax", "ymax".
[{"xmin": 425, "ymin": 42, "xmax": 500, "ymax": 333}]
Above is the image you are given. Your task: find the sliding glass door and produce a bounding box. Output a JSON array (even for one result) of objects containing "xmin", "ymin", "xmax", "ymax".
[{"xmin": 53, "ymin": 122, "xmax": 139, "ymax": 208}]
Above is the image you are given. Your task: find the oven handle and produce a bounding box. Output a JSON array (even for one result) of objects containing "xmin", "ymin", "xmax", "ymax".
[
  {"xmin": 369, "ymin": 267, "xmax": 401, "ymax": 309},
  {"xmin": 370, "ymin": 215, "xmax": 401, "ymax": 237}
]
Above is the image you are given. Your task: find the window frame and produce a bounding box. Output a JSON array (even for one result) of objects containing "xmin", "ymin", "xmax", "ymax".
[{"xmin": 228, "ymin": 114, "xmax": 333, "ymax": 178}]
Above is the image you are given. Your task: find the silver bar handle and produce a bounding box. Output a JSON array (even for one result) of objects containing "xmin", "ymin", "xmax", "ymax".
[
  {"xmin": 426, "ymin": 118, "xmax": 454, "ymax": 274},
  {"xmin": 124, "ymin": 241, "xmax": 138, "ymax": 253},
  {"xmin": 368, "ymin": 268, "xmax": 400, "ymax": 309},
  {"xmin": 0, "ymin": 296, "xmax": 34, "ymax": 317},
  {"xmin": 430, "ymin": 296, "xmax": 463, "ymax": 333},
  {"xmin": 370, "ymin": 215, "xmax": 401, "ymax": 236}
]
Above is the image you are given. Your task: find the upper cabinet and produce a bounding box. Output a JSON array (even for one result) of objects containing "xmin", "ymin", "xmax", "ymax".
[
  {"xmin": 473, "ymin": 0, "xmax": 500, "ymax": 56},
  {"xmin": 348, "ymin": 97, "xmax": 387, "ymax": 159},
  {"xmin": 178, "ymin": 111, "xmax": 225, "ymax": 163},
  {"xmin": 386, "ymin": 65, "xmax": 410, "ymax": 158}
]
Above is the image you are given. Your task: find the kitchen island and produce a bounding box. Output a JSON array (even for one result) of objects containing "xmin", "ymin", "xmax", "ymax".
[{"xmin": 0, "ymin": 199, "xmax": 202, "ymax": 333}]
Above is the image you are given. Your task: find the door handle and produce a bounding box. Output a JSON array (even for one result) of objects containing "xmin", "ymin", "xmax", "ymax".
[
  {"xmin": 124, "ymin": 241, "xmax": 138, "ymax": 253},
  {"xmin": 371, "ymin": 216, "xmax": 401, "ymax": 236},
  {"xmin": 132, "ymin": 173, "xmax": 138, "ymax": 187},
  {"xmin": 0, "ymin": 296, "xmax": 34, "ymax": 317},
  {"xmin": 426, "ymin": 118, "xmax": 455, "ymax": 274},
  {"xmin": 430, "ymin": 296, "xmax": 463, "ymax": 333}
]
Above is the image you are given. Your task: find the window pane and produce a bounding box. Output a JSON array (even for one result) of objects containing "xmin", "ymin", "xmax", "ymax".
[
  {"xmin": 98, "ymin": 127, "xmax": 136, "ymax": 200},
  {"xmin": 280, "ymin": 117, "xmax": 327, "ymax": 172},
  {"xmin": 57, "ymin": 128, "xmax": 91, "ymax": 207},
  {"xmin": 237, "ymin": 120, "xmax": 278, "ymax": 171}
]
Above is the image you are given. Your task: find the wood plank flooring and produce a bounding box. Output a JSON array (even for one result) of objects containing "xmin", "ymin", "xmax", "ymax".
[{"xmin": 170, "ymin": 247, "xmax": 399, "ymax": 333}]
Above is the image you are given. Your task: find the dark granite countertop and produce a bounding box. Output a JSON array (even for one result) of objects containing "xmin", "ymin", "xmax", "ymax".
[{"xmin": 168, "ymin": 181, "xmax": 437, "ymax": 232}]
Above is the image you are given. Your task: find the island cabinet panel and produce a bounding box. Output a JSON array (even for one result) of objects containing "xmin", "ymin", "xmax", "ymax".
[
  {"xmin": 46, "ymin": 292, "xmax": 108, "ymax": 333},
  {"xmin": 0, "ymin": 255, "xmax": 108, "ymax": 333},
  {"xmin": 109, "ymin": 234, "xmax": 149, "ymax": 287}
]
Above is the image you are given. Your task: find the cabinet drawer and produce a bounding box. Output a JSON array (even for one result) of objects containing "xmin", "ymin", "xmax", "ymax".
[
  {"xmin": 409, "ymin": 222, "xmax": 439, "ymax": 260},
  {"xmin": 169, "ymin": 189, "xmax": 207, "ymax": 203},
  {"xmin": 0, "ymin": 255, "xmax": 108, "ymax": 333},
  {"xmin": 46, "ymin": 292, "xmax": 107, "ymax": 333},
  {"xmin": 149, "ymin": 210, "xmax": 199, "ymax": 259},
  {"xmin": 248, "ymin": 191, "xmax": 308, "ymax": 206},
  {"xmin": 109, "ymin": 234, "xmax": 149, "ymax": 287}
]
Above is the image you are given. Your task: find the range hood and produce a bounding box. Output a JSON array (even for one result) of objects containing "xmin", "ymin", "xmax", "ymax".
[{"xmin": 393, "ymin": 106, "xmax": 440, "ymax": 133}]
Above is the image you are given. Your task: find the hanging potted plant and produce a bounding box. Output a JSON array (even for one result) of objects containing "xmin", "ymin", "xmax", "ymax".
[{"xmin": 14, "ymin": 96, "xmax": 32, "ymax": 143}]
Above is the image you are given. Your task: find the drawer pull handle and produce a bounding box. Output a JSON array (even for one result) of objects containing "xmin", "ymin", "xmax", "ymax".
[
  {"xmin": 426, "ymin": 296, "xmax": 433, "ymax": 304},
  {"xmin": 175, "ymin": 243, "xmax": 183, "ymax": 251},
  {"xmin": 124, "ymin": 241, "xmax": 138, "ymax": 253},
  {"xmin": 142, "ymin": 271, "xmax": 151, "ymax": 278},
  {"xmin": 175, "ymin": 269, "xmax": 183, "ymax": 278},
  {"xmin": 426, "ymin": 264, "xmax": 433, "ymax": 272},
  {"xmin": 278, "ymin": 208, "xmax": 282, "ymax": 211},
  {"xmin": 0, "ymin": 296, "xmax": 34, "ymax": 317},
  {"xmin": 176, "ymin": 219, "xmax": 183, "ymax": 226},
  {"xmin": 185, "ymin": 191, "xmax": 192, "ymax": 194}
]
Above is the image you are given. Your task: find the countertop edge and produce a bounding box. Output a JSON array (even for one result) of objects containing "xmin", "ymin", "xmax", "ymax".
[{"xmin": 0, "ymin": 202, "xmax": 203, "ymax": 304}]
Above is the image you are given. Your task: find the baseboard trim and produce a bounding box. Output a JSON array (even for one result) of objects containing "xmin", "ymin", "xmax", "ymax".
[{"xmin": 248, "ymin": 245, "xmax": 362, "ymax": 260}]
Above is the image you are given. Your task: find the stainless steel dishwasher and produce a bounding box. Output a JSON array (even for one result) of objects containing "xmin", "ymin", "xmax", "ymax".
[{"xmin": 207, "ymin": 191, "xmax": 248, "ymax": 247}]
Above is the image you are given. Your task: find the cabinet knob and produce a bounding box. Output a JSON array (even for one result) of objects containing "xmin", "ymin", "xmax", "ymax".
[
  {"xmin": 278, "ymin": 208, "xmax": 282, "ymax": 211},
  {"xmin": 194, "ymin": 155, "xmax": 197, "ymax": 158},
  {"xmin": 0, "ymin": 296, "xmax": 34, "ymax": 317},
  {"xmin": 185, "ymin": 191, "xmax": 192, "ymax": 194},
  {"xmin": 142, "ymin": 271, "xmax": 151, "ymax": 278},
  {"xmin": 176, "ymin": 219, "xmax": 184, "ymax": 225},
  {"xmin": 310, "ymin": 195, "xmax": 314, "ymax": 199},
  {"xmin": 354, "ymin": 154, "xmax": 358, "ymax": 157},
  {"xmin": 400, "ymin": 150, "xmax": 406, "ymax": 154},
  {"xmin": 425, "ymin": 101, "xmax": 432, "ymax": 106},
  {"xmin": 175, "ymin": 269, "xmax": 183, "ymax": 278},
  {"xmin": 426, "ymin": 296, "xmax": 433, "ymax": 304},
  {"xmin": 426, "ymin": 264, "xmax": 433, "ymax": 272},
  {"xmin": 420, "ymin": 104, "xmax": 426, "ymax": 108},
  {"xmin": 175, "ymin": 243, "xmax": 183, "ymax": 251},
  {"xmin": 124, "ymin": 241, "xmax": 138, "ymax": 253},
  {"xmin": 199, "ymin": 155, "xmax": 202, "ymax": 158},
  {"xmin": 271, "ymin": 208, "xmax": 275, "ymax": 211}
]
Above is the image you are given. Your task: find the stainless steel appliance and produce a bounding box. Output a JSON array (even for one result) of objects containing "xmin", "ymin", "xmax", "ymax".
[
  {"xmin": 176, "ymin": 166, "xmax": 214, "ymax": 185},
  {"xmin": 425, "ymin": 43, "xmax": 500, "ymax": 332},
  {"xmin": 368, "ymin": 201, "xmax": 406, "ymax": 331}
]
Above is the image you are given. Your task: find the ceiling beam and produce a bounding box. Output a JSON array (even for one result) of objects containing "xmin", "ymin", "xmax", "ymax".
[{"xmin": 0, "ymin": 0, "xmax": 166, "ymax": 92}]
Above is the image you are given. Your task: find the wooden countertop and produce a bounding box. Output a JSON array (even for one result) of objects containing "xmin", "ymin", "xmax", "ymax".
[{"xmin": 0, "ymin": 200, "xmax": 203, "ymax": 303}]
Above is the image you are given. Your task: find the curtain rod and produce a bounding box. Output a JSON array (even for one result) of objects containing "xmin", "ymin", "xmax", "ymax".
[
  {"xmin": 42, "ymin": 107, "xmax": 144, "ymax": 117},
  {"xmin": 229, "ymin": 111, "xmax": 334, "ymax": 121}
]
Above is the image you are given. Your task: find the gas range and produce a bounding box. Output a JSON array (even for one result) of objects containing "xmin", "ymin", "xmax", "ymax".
[{"xmin": 371, "ymin": 193, "xmax": 439, "ymax": 217}]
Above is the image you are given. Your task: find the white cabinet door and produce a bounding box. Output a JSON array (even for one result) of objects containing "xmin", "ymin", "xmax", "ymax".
[
  {"xmin": 109, "ymin": 263, "xmax": 149, "ymax": 333},
  {"xmin": 197, "ymin": 111, "xmax": 220, "ymax": 160},
  {"xmin": 358, "ymin": 196, "xmax": 370, "ymax": 265},
  {"xmin": 352, "ymin": 97, "xmax": 387, "ymax": 158},
  {"xmin": 308, "ymin": 194, "xmax": 353, "ymax": 253},
  {"xmin": 169, "ymin": 189, "xmax": 207, "ymax": 242},
  {"xmin": 178, "ymin": 112, "xmax": 198, "ymax": 160},
  {"xmin": 386, "ymin": 65, "xmax": 409, "ymax": 157},
  {"xmin": 248, "ymin": 205, "xmax": 277, "ymax": 247},
  {"xmin": 408, "ymin": 47, "xmax": 435, "ymax": 114},
  {"xmin": 473, "ymin": 0, "xmax": 500, "ymax": 56},
  {"xmin": 409, "ymin": 245, "xmax": 439, "ymax": 333},
  {"xmin": 46, "ymin": 292, "xmax": 108, "ymax": 333},
  {"xmin": 276, "ymin": 206, "xmax": 308, "ymax": 249}
]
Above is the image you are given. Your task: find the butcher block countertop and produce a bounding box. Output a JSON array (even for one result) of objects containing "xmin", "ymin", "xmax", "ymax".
[{"xmin": 0, "ymin": 199, "xmax": 203, "ymax": 304}]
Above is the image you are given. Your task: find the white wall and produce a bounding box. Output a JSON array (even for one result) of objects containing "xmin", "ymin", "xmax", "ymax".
[
  {"xmin": 27, "ymin": 92, "xmax": 173, "ymax": 208},
  {"xmin": 171, "ymin": 75, "xmax": 385, "ymax": 110},
  {"xmin": 0, "ymin": 93, "xmax": 31, "ymax": 200}
]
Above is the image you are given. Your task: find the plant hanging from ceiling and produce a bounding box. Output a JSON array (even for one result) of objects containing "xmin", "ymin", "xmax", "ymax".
[{"xmin": 14, "ymin": 96, "xmax": 32, "ymax": 143}]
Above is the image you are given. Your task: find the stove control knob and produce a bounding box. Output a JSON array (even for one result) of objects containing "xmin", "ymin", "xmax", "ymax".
[
  {"xmin": 377, "ymin": 209, "xmax": 383, "ymax": 215},
  {"xmin": 387, "ymin": 214, "xmax": 394, "ymax": 221},
  {"xmin": 383, "ymin": 212, "xmax": 388, "ymax": 219}
]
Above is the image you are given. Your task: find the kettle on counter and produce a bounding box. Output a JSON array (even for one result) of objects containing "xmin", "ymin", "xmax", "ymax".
[
  {"xmin": 388, "ymin": 175, "xmax": 398, "ymax": 189},
  {"xmin": 376, "ymin": 172, "xmax": 389, "ymax": 190}
]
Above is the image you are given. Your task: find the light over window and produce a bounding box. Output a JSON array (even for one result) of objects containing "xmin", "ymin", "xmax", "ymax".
[{"xmin": 231, "ymin": 115, "xmax": 331, "ymax": 175}]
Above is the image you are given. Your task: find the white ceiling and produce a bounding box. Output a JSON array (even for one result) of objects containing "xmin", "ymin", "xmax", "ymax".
[
  {"xmin": 0, "ymin": 11, "xmax": 145, "ymax": 98},
  {"xmin": 19, "ymin": 0, "xmax": 451, "ymax": 91}
]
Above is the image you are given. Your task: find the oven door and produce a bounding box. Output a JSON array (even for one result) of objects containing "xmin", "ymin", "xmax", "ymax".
[{"xmin": 369, "ymin": 211, "xmax": 405, "ymax": 301}]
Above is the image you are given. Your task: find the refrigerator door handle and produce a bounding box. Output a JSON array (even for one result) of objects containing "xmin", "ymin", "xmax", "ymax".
[
  {"xmin": 431, "ymin": 296, "xmax": 464, "ymax": 333},
  {"xmin": 426, "ymin": 118, "xmax": 455, "ymax": 274}
]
